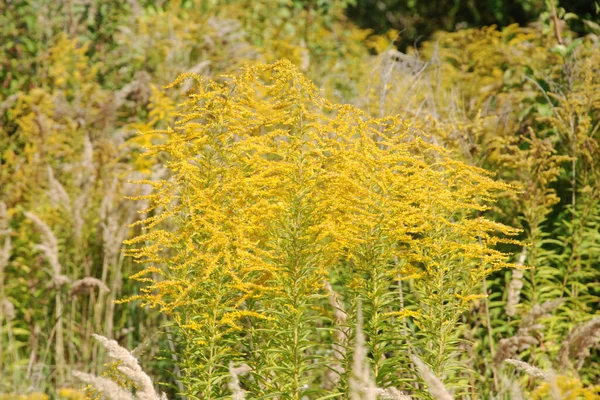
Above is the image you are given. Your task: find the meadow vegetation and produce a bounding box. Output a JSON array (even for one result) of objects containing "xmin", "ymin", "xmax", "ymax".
[{"xmin": 0, "ymin": 0, "xmax": 599, "ymax": 399}]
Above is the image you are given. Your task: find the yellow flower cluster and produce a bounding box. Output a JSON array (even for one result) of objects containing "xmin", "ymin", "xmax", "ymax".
[{"xmin": 125, "ymin": 60, "xmax": 518, "ymax": 396}]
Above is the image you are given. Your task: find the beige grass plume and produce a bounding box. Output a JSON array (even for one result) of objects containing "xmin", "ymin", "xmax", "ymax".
[
  {"xmin": 500, "ymin": 375, "xmax": 524, "ymax": 400},
  {"xmin": 411, "ymin": 355, "xmax": 454, "ymax": 400},
  {"xmin": 495, "ymin": 298, "xmax": 565, "ymax": 365},
  {"xmin": 323, "ymin": 280, "xmax": 348, "ymax": 389},
  {"xmin": 350, "ymin": 305, "xmax": 378, "ymax": 400},
  {"xmin": 348, "ymin": 304, "xmax": 412, "ymax": 399},
  {"xmin": 375, "ymin": 387, "xmax": 412, "ymax": 399},
  {"xmin": 0, "ymin": 202, "xmax": 11, "ymax": 323},
  {"xmin": 506, "ymin": 247, "xmax": 527, "ymax": 317},
  {"xmin": 24, "ymin": 211, "xmax": 65, "ymax": 285},
  {"xmin": 1, "ymin": 298, "xmax": 15, "ymax": 322},
  {"xmin": 72, "ymin": 134, "xmax": 95, "ymax": 239},
  {"xmin": 69, "ymin": 277, "xmax": 110, "ymax": 297},
  {"xmin": 504, "ymin": 359, "xmax": 547, "ymax": 379},
  {"xmin": 559, "ymin": 317, "xmax": 600, "ymax": 370},
  {"xmin": 228, "ymin": 362, "xmax": 251, "ymax": 400},
  {"xmin": 0, "ymin": 201, "xmax": 9, "ymax": 237},
  {"xmin": 504, "ymin": 359, "xmax": 561, "ymax": 400},
  {"xmin": 72, "ymin": 371, "xmax": 134, "ymax": 400},
  {"xmin": 47, "ymin": 166, "xmax": 72, "ymax": 213},
  {"xmin": 74, "ymin": 334, "xmax": 167, "ymax": 400}
]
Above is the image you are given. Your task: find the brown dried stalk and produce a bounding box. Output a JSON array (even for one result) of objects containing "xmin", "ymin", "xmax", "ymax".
[
  {"xmin": 70, "ymin": 277, "xmax": 110, "ymax": 297},
  {"xmin": 559, "ymin": 317, "xmax": 600, "ymax": 370},
  {"xmin": 504, "ymin": 360, "xmax": 561, "ymax": 400},
  {"xmin": 495, "ymin": 298, "xmax": 565, "ymax": 365},
  {"xmin": 550, "ymin": 1, "xmax": 564, "ymax": 45}
]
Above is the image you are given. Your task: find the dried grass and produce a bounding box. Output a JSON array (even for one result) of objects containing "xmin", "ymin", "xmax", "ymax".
[
  {"xmin": 323, "ymin": 280, "xmax": 348, "ymax": 389},
  {"xmin": 506, "ymin": 247, "xmax": 527, "ymax": 317},
  {"xmin": 73, "ymin": 371, "xmax": 134, "ymax": 400},
  {"xmin": 495, "ymin": 298, "xmax": 565, "ymax": 365},
  {"xmin": 0, "ymin": 201, "xmax": 9, "ymax": 237},
  {"xmin": 347, "ymin": 305, "xmax": 412, "ymax": 399},
  {"xmin": 94, "ymin": 334, "xmax": 166, "ymax": 400},
  {"xmin": 24, "ymin": 211, "xmax": 61, "ymax": 276},
  {"xmin": 349, "ymin": 306, "xmax": 378, "ymax": 400},
  {"xmin": 411, "ymin": 355, "xmax": 454, "ymax": 400},
  {"xmin": 75, "ymin": 334, "xmax": 167, "ymax": 400},
  {"xmin": 0, "ymin": 201, "xmax": 10, "ymax": 310},
  {"xmin": 228, "ymin": 362, "xmax": 250, "ymax": 400},
  {"xmin": 500, "ymin": 376, "xmax": 524, "ymax": 400},
  {"xmin": 375, "ymin": 387, "xmax": 412, "ymax": 399},
  {"xmin": 72, "ymin": 135, "xmax": 95, "ymax": 239},
  {"xmin": 47, "ymin": 166, "xmax": 72, "ymax": 213},
  {"xmin": 70, "ymin": 277, "xmax": 110, "ymax": 297},
  {"xmin": 1, "ymin": 298, "xmax": 15, "ymax": 322},
  {"xmin": 505, "ymin": 359, "xmax": 547, "ymax": 379},
  {"xmin": 559, "ymin": 317, "xmax": 600, "ymax": 370}
]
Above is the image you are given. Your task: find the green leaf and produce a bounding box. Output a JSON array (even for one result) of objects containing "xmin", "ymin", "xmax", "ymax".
[{"xmin": 583, "ymin": 19, "xmax": 600, "ymax": 34}]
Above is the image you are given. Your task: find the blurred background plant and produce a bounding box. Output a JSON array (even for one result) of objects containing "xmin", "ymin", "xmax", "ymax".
[{"xmin": 0, "ymin": 0, "xmax": 598, "ymax": 398}]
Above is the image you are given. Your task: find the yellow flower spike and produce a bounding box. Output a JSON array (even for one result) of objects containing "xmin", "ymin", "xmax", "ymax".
[
  {"xmin": 455, "ymin": 293, "xmax": 488, "ymax": 306},
  {"xmin": 384, "ymin": 310, "xmax": 421, "ymax": 319}
]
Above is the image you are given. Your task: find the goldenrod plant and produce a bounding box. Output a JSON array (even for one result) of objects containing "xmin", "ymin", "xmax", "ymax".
[
  {"xmin": 123, "ymin": 60, "xmax": 518, "ymax": 398},
  {"xmin": 352, "ymin": 6, "xmax": 600, "ymax": 395},
  {"xmin": 1, "ymin": 0, "xmax": 600, "ymax": 398}
]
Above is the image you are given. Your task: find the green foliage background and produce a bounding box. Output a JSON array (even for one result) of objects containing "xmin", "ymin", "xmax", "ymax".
[{"xmin": 0, "ymin": 0, "xmax": 599, "ymax": 399}]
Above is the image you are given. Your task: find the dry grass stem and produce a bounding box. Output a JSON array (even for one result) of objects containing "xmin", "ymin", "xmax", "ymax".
[
  {"xmin": 559, "ymin": 317, "xmax": 600, "ymax": 370},
  {"xmin": 81, "ymin": 135, "xmax": 94, "ymax": 174},
  {"xmin": 350, "ymin": 306, "xmax": 378, "ymax": 400},
  {"xmin": 47, "ymin": 274, "xmax": 72, "ymax": 289},
  {"xmin": 520, "ymin": 299, "xmax": 565, "ymax": 329},
  {"xmin": 228, "ymin": 362, "xmax": 250, "ymax": 400},
  {"xmin": 495, "ymin": 298, "xmax": 565, "ymax": 364},
  {"xmin": 324, "ymin": 280, "xmax": 348, "ymax": 389},
  {"xmin": 1, "ymin": 298, "xmax": 15, "ymax": 322},
  {"xmin": 47, "ymin": 166, "xmax": 72, "ymax": 213},
  {"xmin": 70, "ymin": 277, "xmax": 110, "ymax": 297},
  {"xmin": 0, "ymin": 201, "xmax": 10, "ymax": 301},
  {"xmin": 73, "ymin": 371, "xmax": 134, "ymax": 400},
  {"xmin": 0, "ymin": 201, "xmax": 9, "ymax": 236},
  {"xmin": 500, "ymin": 376, "xmax": 524, "ymax": 400},
  {"xmin": 72, "ymin": 135, "xmax": 95, "ymax": 238},
  {"xmin": 504, "ymin": 359, "xmax": 547, "ymax": 379},
  {"xmin": 376, "ymin": 387, "xmax": 412, "ymax": 399},
  {"xmin": 24, "ymin": 211, "xmax": 61, "ymax": 275},
  {"xmin": 506, "ymin": 247, "xmax": 527, "ymax": 317},
  {"xmin": 90, "ymin": 333, "xmax": 167, "ymax": 400},
  {"xmin": 411, "ymin": 355, "xmax": 454, "ymax": 400}
]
